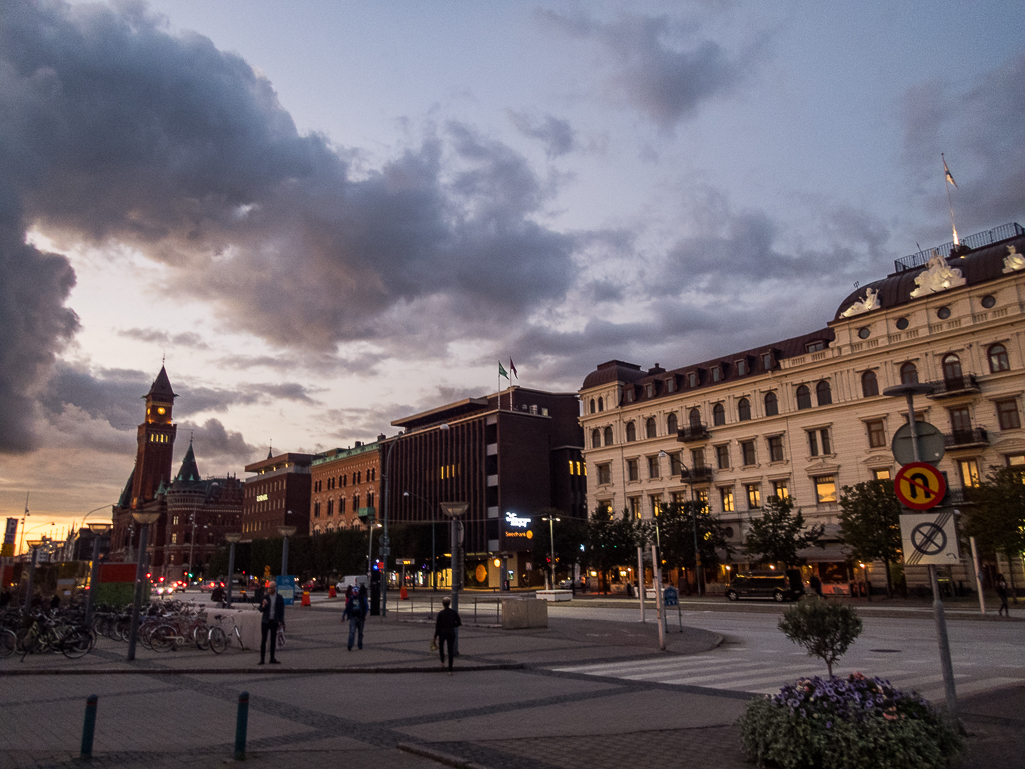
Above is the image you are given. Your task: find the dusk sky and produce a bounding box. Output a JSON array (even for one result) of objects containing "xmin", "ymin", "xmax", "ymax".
[{"xmin": 2, "ymin": 0, "xmax": 1024, "ymax": 542}]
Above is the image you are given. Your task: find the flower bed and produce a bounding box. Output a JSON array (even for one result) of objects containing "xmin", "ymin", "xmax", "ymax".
[{"xmin": 738, "ymin": 673, "xmax": 963, "ymax": 769}]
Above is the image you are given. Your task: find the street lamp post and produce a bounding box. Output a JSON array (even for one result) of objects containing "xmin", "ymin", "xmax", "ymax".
[
  {"xmin": 440, "ymin": 502, "xmax": 468, "ymax": 654},
  {"xmin": 224, "ymin": 533, "xmax": 242, "ymax": 608},
  {"xmin": 126, "ymin": 510, "xmax": 160, "ymax": 661},
  {"xmin": 84, "ymin": 523, "xmax": 112, "ymax": 626},
  {"xmin": 277, "ymin": 526, "xmax": 296, "ymax": 577},
  {"xmin": 404, "ymin": 491, "xmax": 438, "ymax": 590},
  {"xmin": 541, "ymin": 514, "xmax": 560, "ymax": 589}
]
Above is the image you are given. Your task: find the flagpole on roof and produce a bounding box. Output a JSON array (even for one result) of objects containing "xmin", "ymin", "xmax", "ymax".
[{"xmin": 942, "ymin": 153, "xmax": 959, "ymax": 246}]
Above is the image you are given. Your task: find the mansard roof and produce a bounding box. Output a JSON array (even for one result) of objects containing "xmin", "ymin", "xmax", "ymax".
[{"xmin": 834, "ymin": 226, "xmax": 1025, "ymax": 321}]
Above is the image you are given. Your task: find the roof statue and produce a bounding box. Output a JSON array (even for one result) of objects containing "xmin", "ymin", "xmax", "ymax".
[
  {"xmin": 909, "ymin": 250, "xmax": 966, "ymax": 298},
  {"xmin": 1002, "ymin": 244, "xmax": 1025, "ymax": 274},
  {"xmin": 839, "ymin": 287, "xmax": 880, "ymax": 318}
]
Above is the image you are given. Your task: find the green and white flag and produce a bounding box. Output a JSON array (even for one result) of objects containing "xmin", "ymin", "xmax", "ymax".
[{"xmin": 499, "ymin": 361, "xmax": 510, "ymax": 380}]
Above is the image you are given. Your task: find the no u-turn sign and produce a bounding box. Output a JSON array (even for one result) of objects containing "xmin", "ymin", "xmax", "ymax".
[{"xmin": 894, "ymin": 462, "xmax": 946, "ymax": 510}]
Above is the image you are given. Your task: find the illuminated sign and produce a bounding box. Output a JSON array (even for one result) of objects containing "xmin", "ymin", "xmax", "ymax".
[
  {"xmin": 505, "ymin": 512, "xmax": 530, "ymax": 528},
  {"xmin": 256, "ymin": 493, "xmax": 269, "ymax": 502}
]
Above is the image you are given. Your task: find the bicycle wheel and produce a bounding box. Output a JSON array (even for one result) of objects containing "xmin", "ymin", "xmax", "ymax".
[
  {"xmin": 0, "ymin": 628, "xmax": 16, "ymax": 658},
  {"xmin": 208, "ymin": 626, "xmax": 227, "ymax": 654},
  {"xmin": 192, "ymin": 625, "xmax": 210, "ymax": 651},
  {"xmin": 234, "ymin": 626, "xmax": 246, "ymax": 651},
  {"xmin": 276, "ymin": 627, "xmax": 285, "ymax": 649},
  {"xmin": 16, "ymin": 627, "xmax": 40, "ymax": 654},
  {"xmin": 62, "ymin": 629, "xmax": 92, "ymax": 659},
  {"xmin": 150, "ymin": 624, "xmax": 176, "ymax": 653}
]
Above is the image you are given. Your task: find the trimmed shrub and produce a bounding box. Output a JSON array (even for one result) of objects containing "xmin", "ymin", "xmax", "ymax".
[
  {"xmin": 778, "ymin": 596, "xmax": 862, "ymax": 675},
  {"xmin": 738, "ymin": 673, "xmax": 964, "ymax": 769}
]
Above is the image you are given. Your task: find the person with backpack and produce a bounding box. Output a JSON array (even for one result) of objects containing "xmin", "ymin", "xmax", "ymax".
[
  {"xmin": 343, "ymin": 584, "xmax": 368, "ymax": 650},
  {"xmin": 996, "ymin": 573, "xmax": 1010, "ymax": 617}
]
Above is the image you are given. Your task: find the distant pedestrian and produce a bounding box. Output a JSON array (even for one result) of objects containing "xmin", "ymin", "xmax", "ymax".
[
  {"xmin": 50, "ymin": 594, "xmax": 60, "ymax": 610},
  {"xmin": 434, "ymin": 597, "xmax": 461, "ymax": 674},
  {"xmin": 809, "ymin": 574, "xmax": 823, "ymax": 597},
  {"xmin": 211, "ymin": 583, "xmax": 225, "ymax": 605},
  {"xmin": 259, "ymin": 582, "xmax": 285, "ymax": 664},
  {"xmin": 253, "ymin": 581, "xmax": 265, "ymax": 606},
  {"xmin": 996, "ymin": 573, "xmax": 1010, "ymax": 617},
  {"xmin": 343, "ymin": 585, "xmax": 368, "ymax": 650}
]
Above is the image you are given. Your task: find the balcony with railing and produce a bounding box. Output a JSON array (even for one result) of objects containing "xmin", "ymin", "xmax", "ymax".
[
  {"xmin": 926, "ymin": 374, "xmax": 981, "ymax": 399},
  {"xmin": 677, "ymin": 424, "xmax": 710, "ymax": 442},
  {"xmin": 944, "ymin": 427, "xmax": 989, "ymax": 449},
  {"xmin": 681, "ymin": 466, "xmax": 714, "ymax": 484}
]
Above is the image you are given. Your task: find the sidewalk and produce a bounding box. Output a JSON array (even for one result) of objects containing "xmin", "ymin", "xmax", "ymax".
[{"xmin": 0, "ymin": 601, "xmax": 1017, "ymax": 769}]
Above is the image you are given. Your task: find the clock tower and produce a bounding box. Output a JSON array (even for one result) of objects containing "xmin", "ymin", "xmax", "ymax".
[{"xmin": 129, "ymin": 366, "xmax": 178, "ymax": 508}]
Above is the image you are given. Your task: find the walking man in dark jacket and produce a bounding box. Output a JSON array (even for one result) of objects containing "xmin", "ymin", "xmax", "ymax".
[
  {"xmin": 259, "ymin": 582, "xmax": 285, "ymax": 664},
  {"xmin": 343, "ymin": 585, "xmax": 368, "ymax": 650},
  {"xmin": 434, "ymin": 597, "xmax": 461, "ymax": 674}
]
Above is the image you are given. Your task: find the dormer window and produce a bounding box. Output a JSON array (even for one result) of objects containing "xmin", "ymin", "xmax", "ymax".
[
  {"xmin": 665, "ymin": 378, "xmax": 676, "ymax": 393},
  {"xmin": 736, "ymin": 359, "xmax": 748, "ymax": 376},
  {"xmin": 761, "ymin": 352, "xmax": 773, "ymax": 370},
  {"xmin": 687, "ymin": 372, "xmax": 698, "ymax": 388},
  {"xmin": 806, "ymin": 340, "xmax": 826, "ymax": 353},
  {"xmin": 711, "ymin": 366, "xmax": 722, "ymax": 383},
  {"xmin": 625, "ymin": 388, "xmax": 635, "ymax": 403},
  {"xmin": 645, "ymin": 383, "xmax": 654, "ymax": 398}
]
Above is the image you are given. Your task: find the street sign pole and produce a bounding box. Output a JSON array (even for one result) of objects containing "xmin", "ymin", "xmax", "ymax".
[{"xmin": 884, "ymin": 384, "xmax": 960, "ymax": 728}]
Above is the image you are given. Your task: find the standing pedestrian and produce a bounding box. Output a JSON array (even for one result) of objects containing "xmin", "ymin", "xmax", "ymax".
[
  {"xmin": 809, "ymin": 574, "xmax": 823, "ymax": 597},
  {"xmin": 259, "ymin": 581, "xmax": 285, "ymax": 664},
  {"xmin": 343, "ymin": 584, "xmax": 368, "ymax": 650},
  {"xmin": 433, "ymin": 597, "xmax": 461, "ymax": 674},
  {"xmin": 996, "ymin": 573, "xmax": 1010, "ymax": 617}
]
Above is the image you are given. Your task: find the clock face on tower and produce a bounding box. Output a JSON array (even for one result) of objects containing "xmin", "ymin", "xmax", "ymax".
[{"xmin": 157, "ymin": 407, "xmax": 166, "ymax": 415}]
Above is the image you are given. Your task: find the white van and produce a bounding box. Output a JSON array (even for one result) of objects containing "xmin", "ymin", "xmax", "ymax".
[{"xmin": 336, "ymin": 575, "xmax": 368, "ymax": 593}]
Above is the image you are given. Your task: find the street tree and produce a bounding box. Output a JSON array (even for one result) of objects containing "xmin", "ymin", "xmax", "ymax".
[
  {"xmin": 745, "ymin": 495, "xmax": 824, "ymax": 568},
  {"xmin": 964, "ymin": 465, "xmax": 1025, "ymax": 597},
  {"xmin": 778, "ymin": 597, "xmax": 863, "ymax": 676},
  {"xmin": 654, "ymin": 500, "xmax": 735, "ymax": 592},
  {"xmin": 838, "ymin": 481, "xmax": 903, "ymax": 598},
  {"xmin": 582, "ymin": 506, "xmax": 640, "ymax": 593},
  {"xmin": 531, "ymin": 508, "xmax": 587, "ymax": 585}
]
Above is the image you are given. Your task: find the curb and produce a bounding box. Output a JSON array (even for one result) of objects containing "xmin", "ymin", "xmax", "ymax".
[
  {"xmin": 397, "ymin": 742, "xmax": 489, "ymax": 769},
  {"xmin": 0, "ymin": 662, "xmax": 525, "ymax": 677}
]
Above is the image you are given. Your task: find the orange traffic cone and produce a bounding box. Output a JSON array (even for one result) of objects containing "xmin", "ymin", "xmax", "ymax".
[
  {"xmin": 400, "ymin": 586, "xmax": 409, "ymax": 600},
  {"xmin": 329, "ymin": 585, "xmax": 337, "ymax": 598},
  {"xmin": 301, "ymin": 590, "xmax": 311, "ymax": 606}
]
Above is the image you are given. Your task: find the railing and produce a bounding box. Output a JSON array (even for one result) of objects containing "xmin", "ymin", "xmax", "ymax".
[
  {"xmin": 894, "ymin": 222, "xmax": 1023, "ymax": 272},
  {"xmin": 677, "ymin": 424, "xmax": 710, "ymax": 442},
  {"xmin": 681, "ymin": 466, "xmax": 714, "ymax": 484},
  {"xmin": 926, "ymin": 374, "xmax": 980, "ymax": 397},
  {"xmin": 389, "ymin": 592, "xmax": 504, "ymax": 626},
  {"xmin": 944, "ymin": 428, "xmax": 989, "ymax": 448}
]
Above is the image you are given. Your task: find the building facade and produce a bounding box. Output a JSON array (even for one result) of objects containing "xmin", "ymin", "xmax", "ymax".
[
  {"xmin": 309, "ymin": 441, "xmax": 381, "ymax": 533},
  {"xmin": 242, "ymin": 452, "xmax": 314, "ymax": 538},
  {"xmin": 580, "ymin": 224, "xmax": 1025, "ymax": 590},
  {"xmin": 383, "ymin": 387, "xmax": 586, "ymax": 588}
]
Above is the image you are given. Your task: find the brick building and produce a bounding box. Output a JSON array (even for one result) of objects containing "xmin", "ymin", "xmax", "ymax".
[
  {"xmin": 309, "ymin": 441, "xmax": 381, "ymax": 533},
  {"xmin": 241, "ymin": 452, "xmax": 314, "ymax": 538}
]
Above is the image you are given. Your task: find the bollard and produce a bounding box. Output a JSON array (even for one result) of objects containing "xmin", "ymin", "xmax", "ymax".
[
  {"xmin": 235, "ymin": 691, "xmax": 249, "ymax": 760},
  {"xmin": 81, "ymin": 694, "xmax": 98, "ymax": 759}
]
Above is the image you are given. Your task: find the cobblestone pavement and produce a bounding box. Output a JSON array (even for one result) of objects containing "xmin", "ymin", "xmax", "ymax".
[{"xmin": 1, "ymin": 597, "xmax": 1019, "ymax": 768}]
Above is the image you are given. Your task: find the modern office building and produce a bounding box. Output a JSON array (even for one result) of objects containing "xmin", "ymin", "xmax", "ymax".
[
  {"xmin": 241, "ymin": 451, "xmax": 314, "ymax": 538},
  {"xmin": 309, "ymin": 441, "xmax": 381, "ymax": 533},
  {"xmin": 381, "ymin": 386, "xmax": 586, "ymax": 588},
  {"xmin": 580, "ymin": 223, "xmax": 1025, "ymax": 591}
]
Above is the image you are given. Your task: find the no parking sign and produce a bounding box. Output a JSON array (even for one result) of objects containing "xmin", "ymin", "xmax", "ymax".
[{"xmin": 900, "ymin": 510, "xmax": 960, "ymax": 566}]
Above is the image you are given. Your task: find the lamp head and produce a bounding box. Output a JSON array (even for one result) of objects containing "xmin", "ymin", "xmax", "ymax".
[
  {"xmin": 88, "ymin": 523, "xmax": 112, "ymax": 534},
  {"xmin": 225, "ymin": 532, "xmax": 242, "ymax": 544},
  {"xmin": 132, "ymin": 510, "xmax": 161, "ymax": 525}
]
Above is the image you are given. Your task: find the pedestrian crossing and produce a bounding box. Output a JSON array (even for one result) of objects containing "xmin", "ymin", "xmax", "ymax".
[{"xmin": 551, "ymin": 650, "xmax": 1021, "ymax": 702}]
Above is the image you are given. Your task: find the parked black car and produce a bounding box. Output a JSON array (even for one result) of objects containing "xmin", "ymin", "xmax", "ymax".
[{"xmin": 725, "ymin": 570, "xmax": 804, "ymax": 602}]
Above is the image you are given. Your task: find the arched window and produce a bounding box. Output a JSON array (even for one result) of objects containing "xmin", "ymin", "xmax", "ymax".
[
  {"xmin": 764, "ymin": 391, "xmax": 778, "ymax": 416},
  {"xmin": 591, "ymin": 429, "xmax": 601, "ymax": 449},
  {"xmin": 988, "ymin": 343, "xmax": 1009, "ymax": 373},
  {"xmin": 645, "ymin": 417, "xmax": 657, "ymax": 439},
  {"xmin": 603, "ymin": 426, "xmax": 613, "ymax": 446},
  {"xmin": 666, "ymin": 412, "xmax": 678, "ymax": 434},
  {"xmin": 816, "ymin": 380, "xmax": 832, "ymax": 406},
  {"xmin": 689, "ymin": 408, "xmax": 702, "ymax": 428},
  {"xmin": 598, "ymin": 397, "xmax": 604, "ymax": 412},
  {"xmin": 862, "ymin": 371, "xmax": 878, "ymax": 397},
  {"xmin": 942, "ymin": 354, "xmax": 962, "ymax": 384},
  {"xmin": 737, "ymin": 398, "xmax": 751, "ymax": 421},
  {"xmin": 626, "ymin": 422, "xmax": 637, "ymax": 442},
  {"xmin": 900, "ymin": 362, "xmax": 918, "ymax": 384},
  {"xmin": 353, "ymin": 493, "xmax": 360, "ymax": 511},
  {"xmin": 712, "ymin": 403, "xmax": 725, "ymax": 426},
  {"xmin": 796, "ymin": 385, "xmax": 811, "ymax": 410},
  {"xmin": 589, "ymin": 399, "xmax": 595, "ymax": 414}
]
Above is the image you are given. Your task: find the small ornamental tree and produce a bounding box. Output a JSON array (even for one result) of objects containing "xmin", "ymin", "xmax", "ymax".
[
  {"xmin": 745, "ymin": 495, "xmax": 825, "ymax": 567},
  {"xmin": 778, "ymin": 597, "xmax": 863, "ymax": 676}
]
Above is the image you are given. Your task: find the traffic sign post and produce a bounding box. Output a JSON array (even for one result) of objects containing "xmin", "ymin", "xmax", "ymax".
[
  {"xmin": 900, "ymin": 511, "xmax": 961, "ymax": 566},
  {"xmin": 891, "ymin": 422, "xmax": 945, "ymax": 466},
  {"xmin": 894, "ymin": 462, "xmax": 947, "ymax": 510}
]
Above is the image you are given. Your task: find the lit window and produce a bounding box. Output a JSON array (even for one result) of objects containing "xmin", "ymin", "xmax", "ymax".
[
  {"xmin": 629, "ymin": 497, "xmax": 641, "ymax": 519},
  {"xmin": 649, "ymin": 495, "xmax": 662, "ymax": 517},
  {"xmin": 958, "ymin": 459, "xmax": 980, "ymax": 488},
  {"xmin": 814, "ymin": 476, "xmax": 837, "ymax": 503},
  {"xmin": 1006, "ymin": 454, "xmax": 1025, "ymax": 466},
  {"xmin": 772, "ymin": 480, "xmax": 789, "ymax": 499},
  {"xmin": 872, "ymin": 468, "xmax": 891, "ymax": 481},
  {"xmin": 720, "ymin": 487, "xmax": 735, "ymax": 513},
  {"xmin": 746, "ymin": 484, "xmax": 761, "ymax": 509}
]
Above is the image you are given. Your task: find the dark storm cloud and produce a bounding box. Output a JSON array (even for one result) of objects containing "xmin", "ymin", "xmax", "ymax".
[
  {"xmin": 507, "ymin": 111, "xmax": 577, "ymax": 158},
  {"xmin": 0, "ymin": 0, "xmax": 578, "ymax": 362},
  {"xmin": 537, "ymin": 9, "xmax": 758, "ymax": 130},
  {"xmin": 901, "ymin": 52, "xmax": 1025, "ymax": 230},
  {"xmin": 0, "ymin": 219, "xmax": 79, "ymax": 451},
  {"xmin": 118, "ymin": 327, "xmax": 209, "ymax": 350}
]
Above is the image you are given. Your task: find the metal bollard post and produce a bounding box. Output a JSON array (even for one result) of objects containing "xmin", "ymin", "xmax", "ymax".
[
  {"xmin": 81, "ymin": 694, "xmax": 98, "ymax": 759},
  {"xmin": 235, "ymin": 691, "xmax": 249, "ymax": 760}
]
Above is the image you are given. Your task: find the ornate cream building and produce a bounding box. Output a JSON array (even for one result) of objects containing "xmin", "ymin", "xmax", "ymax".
[{"xmin": 580, "ymin": 223, "xmax": 1025, "ymax": 592}]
